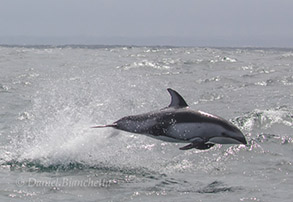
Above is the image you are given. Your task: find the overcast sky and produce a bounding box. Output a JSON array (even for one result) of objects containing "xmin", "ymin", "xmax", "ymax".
[{"xmin": 1, "ymin": 0, "xmax": 293, "ymax": 47}]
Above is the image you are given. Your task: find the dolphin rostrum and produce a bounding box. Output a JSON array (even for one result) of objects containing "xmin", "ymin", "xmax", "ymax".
[{"xmin": 92, "ymin": 88, "xmax": 247, "ymax": 150}]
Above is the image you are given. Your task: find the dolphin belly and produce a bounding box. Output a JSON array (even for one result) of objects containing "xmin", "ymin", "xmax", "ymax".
[
  {"xmin": 144, "ymin": 134, "xmax": 188, "ymax": 143},
  {"xmin": 166, "ymin": 123, "xmax": 225, "ymax": 142},
  {"xmin": 208, "ymin": 137, "xmax": 244, "ymax": 144}
]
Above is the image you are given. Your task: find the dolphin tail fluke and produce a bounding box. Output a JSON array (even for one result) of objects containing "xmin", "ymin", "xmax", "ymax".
[{"xmin": 91, "ymin": 124, "xmax": 117, "ymax": 128}]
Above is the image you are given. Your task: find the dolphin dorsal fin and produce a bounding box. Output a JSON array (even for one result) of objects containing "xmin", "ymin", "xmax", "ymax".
[{"xmin": 167, "ymin": 88, "xmax": 188, "ymax": 108}]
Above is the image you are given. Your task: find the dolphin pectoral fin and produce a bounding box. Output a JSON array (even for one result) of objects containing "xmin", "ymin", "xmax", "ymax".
[
  {"xmin": 167, "ymin": 88, "xmax": 188, "ymax": 108},
  {"xmin": 179, "ymin": 138, "xmax": 215, "ymax": 150},
  {"xmin": 179, "ymin": 143, "xmax": 194, "ymax": 150}
]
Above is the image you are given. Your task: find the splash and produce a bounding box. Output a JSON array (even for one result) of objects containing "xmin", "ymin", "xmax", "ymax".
[{"xmin": 234, "ymin": 106, "xmax": 293, "ymax": 132}]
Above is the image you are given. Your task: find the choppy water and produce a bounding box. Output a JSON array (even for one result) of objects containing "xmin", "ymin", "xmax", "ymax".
[{"xmin": 0, "ymin": 45, "xmax": 292, "ymax": 201}]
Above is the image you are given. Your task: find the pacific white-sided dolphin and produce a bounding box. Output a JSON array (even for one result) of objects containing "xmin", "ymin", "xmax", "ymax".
[{"xmin": 92, "ymin": 88, "xmax": 247, "ymax": 150}]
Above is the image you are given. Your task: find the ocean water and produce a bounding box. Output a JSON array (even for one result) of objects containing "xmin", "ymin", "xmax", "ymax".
[{"xmin": 0, "ymin": 45, "xmax": 292, "ymax": 202}]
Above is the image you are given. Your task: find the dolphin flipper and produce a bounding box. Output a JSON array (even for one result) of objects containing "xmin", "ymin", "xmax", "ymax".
[
  {"xmin": 179, "ymin": 138, "xmax": 214, "ymax": 150},
  {"xmin": 167, "ymin": 88, "xmax": 188, "ymax": 108},
  {"xmin": 179, "ymin": 143, "xmax": 195, "ymax": 150}
]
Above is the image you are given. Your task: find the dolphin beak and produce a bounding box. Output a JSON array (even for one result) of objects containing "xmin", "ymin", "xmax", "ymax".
[
  {"xmin": 231, "ymin": 129, "xmax": 247, "ymax": 145},
  {"xmin": 237, "ymin": 133, "xmax": 247, "ymax": 145},
  {"xmin": 225, "ymin": 126, "xmax": 247, "ymax": 145}
]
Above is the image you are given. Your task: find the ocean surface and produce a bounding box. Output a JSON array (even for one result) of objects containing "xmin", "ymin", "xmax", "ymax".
[{"xmin": 0, "ymin": 45, "xmax": 292, "ymax": 202}]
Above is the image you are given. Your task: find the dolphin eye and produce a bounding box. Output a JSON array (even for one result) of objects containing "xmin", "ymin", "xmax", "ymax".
[{"xmin": 221, "ymin": 132, "xmax": 229, "ymax": 137}]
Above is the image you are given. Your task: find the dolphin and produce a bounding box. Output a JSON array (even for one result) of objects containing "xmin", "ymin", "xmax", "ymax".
[{"xmin": 92, "ymin": 88, "xmax": 247, "ymax": 150}]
